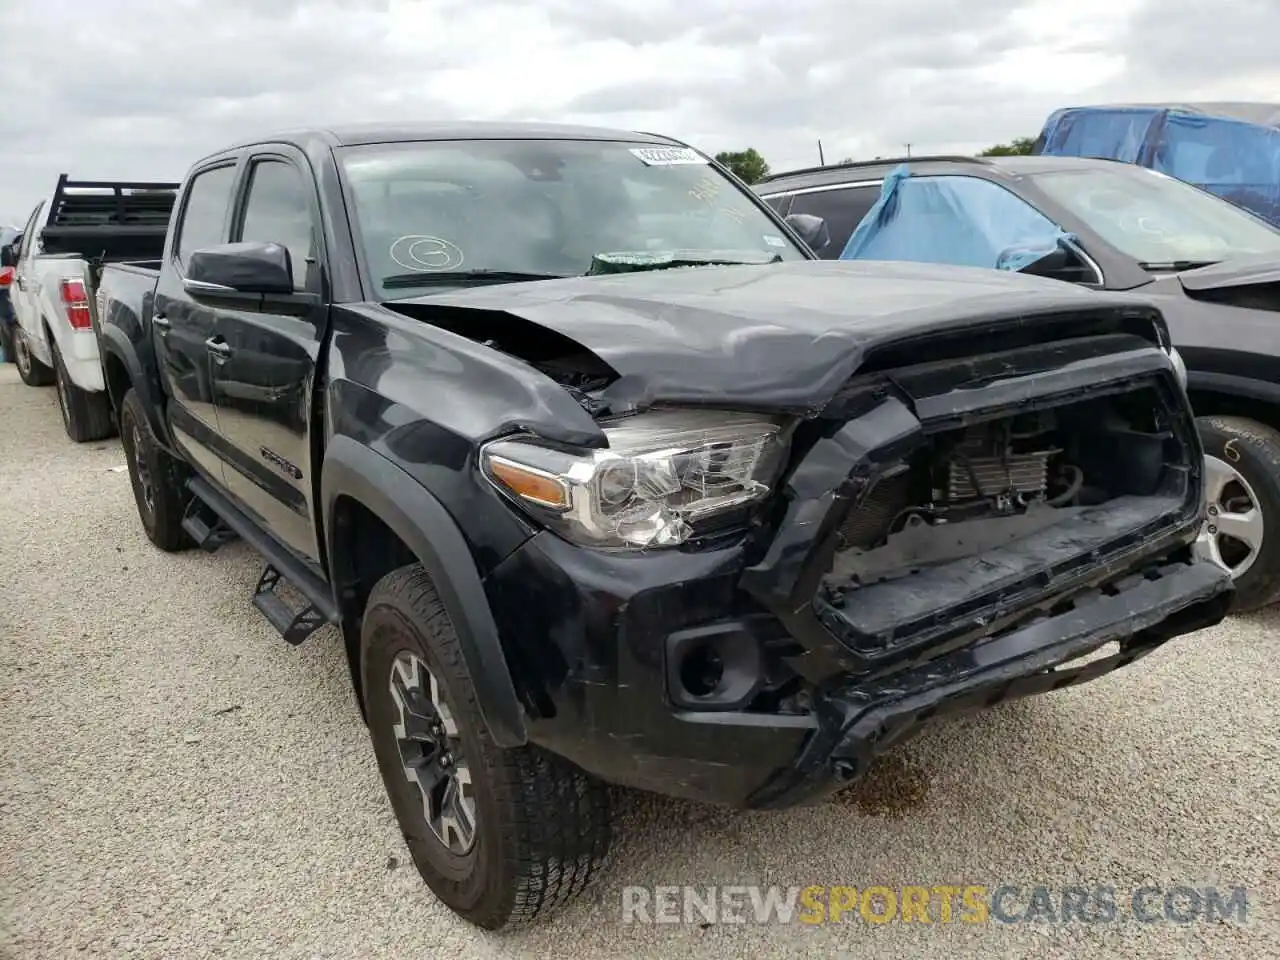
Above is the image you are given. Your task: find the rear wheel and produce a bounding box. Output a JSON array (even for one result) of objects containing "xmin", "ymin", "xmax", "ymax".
[
  {"xmin": 119, "ymin": 388, "xmax": 194, "ymax": 552},
  {"xmin": 13, "ymin": 329, "xmax": 54, "ymax": 386},
  {"xmin": 1194, "ymin": 416, "xmax": 1280, "ymax": 612},
  {"xmin": 52, "ymin": 343, "xmax": 115, "ymax": 442},
  {"xmin": 361, "ymin": 565, "xmax": 612, "ymax": 929}
]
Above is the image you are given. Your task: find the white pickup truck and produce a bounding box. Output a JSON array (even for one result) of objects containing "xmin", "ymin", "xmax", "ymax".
[{"xmin": 1, "ymin": 175, "xmax": 178, "ymax": 441}]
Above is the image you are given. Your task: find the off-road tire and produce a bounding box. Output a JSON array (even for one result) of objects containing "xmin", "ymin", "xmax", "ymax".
[
  {"xmin": 361, "ymin": 564, "xmax": 612, "ymax": 929},
  {"xmin": 13, "ymin": 329, "xmax": 54, "ymax": 386},
  {"xmin": 1198, "ymin": 415, "xmax": 1280, "ymax": 612},
  {"xmin": 52, "ymin": 343, "xmax": 115, "ymax": 442},
  {"xmin": 119, "ymin": 388, "xmax": 194, "ymax": 552}
]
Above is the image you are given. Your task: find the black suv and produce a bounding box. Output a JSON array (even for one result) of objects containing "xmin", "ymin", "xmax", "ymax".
[{"xmin": 98, "ymin": 125, "xmax": 1231, "ymax": 928}]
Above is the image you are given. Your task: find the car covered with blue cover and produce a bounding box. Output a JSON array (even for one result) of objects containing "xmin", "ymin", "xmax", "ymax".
[{"xmin": 1033, "ymin": 102, "xmax": 1280, "ymax": 227}]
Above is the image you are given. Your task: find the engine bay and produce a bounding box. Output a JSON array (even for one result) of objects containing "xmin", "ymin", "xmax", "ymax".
[{"xmin": 828, "ymin": 388, "xmax": 1181, "ymax": 589}]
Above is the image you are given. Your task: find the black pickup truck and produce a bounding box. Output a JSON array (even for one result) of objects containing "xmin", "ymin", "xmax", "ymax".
[{"xmin": 96, "ymin": 122, "xmax": 1233, "ymax": 929}]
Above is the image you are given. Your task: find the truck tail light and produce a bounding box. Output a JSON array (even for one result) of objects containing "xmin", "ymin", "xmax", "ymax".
[
  {"xmin": 0, "ymin": 267, "xmax": 13, "ymax": 287},
  {"xmin": 60, "ymin": 278, "xmax": 93, "ymax": 329}
]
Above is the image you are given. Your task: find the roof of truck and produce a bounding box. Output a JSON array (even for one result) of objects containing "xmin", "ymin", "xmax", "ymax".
[{"xmin": 226, "ymin": 121, "xmax": 685, "ymax": 150}]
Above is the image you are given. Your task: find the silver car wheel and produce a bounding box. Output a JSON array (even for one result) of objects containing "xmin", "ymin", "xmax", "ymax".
[{"xmin": 1194, "ymin": 454, "xmax": 1265, "ymax": 580}]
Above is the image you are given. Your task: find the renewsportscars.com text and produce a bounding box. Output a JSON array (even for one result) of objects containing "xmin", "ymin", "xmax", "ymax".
[{"xmin": 620, "ymin": 884, "xmax": 1250, "ymax": 925}]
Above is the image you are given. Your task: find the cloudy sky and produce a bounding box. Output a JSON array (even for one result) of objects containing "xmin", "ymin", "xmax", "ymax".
[{"xmin": 1, "ymin": 0, "xmax": 1275, "ymax": 223}]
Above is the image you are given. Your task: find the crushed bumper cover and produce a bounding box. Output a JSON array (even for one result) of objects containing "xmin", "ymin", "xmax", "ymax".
[
  {"xmin": 740, "ymin": 340, "xmax": 1210, "ymax": 684},
  {"xmin": 746, "ymin": 556, "xmax": 1232, "ymax": 809}
]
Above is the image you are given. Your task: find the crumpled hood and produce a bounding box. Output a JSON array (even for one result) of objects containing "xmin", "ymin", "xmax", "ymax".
[{"xmin": 393, "ymin": 259, "xmax": 1157, "ymax": 413}]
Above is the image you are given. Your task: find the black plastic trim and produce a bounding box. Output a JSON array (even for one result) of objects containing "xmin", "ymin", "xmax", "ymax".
[
  {"xmin": 97, "ymin": 324, "xmax": 174, "ymax": 448},
  {"xmin": 321, "ymin": 436, "xmax": 528, "ymax": 748}
]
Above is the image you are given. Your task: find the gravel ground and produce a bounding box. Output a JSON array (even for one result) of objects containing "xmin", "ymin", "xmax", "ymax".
[{"xmin": 2, "ymin": 362, "xmax": 1278, "ymax": 960}]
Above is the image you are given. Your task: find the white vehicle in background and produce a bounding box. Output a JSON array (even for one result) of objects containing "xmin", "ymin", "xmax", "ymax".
[{"xmin": 1, "ymin": 175, "xmax": 178, "ymax": 441}]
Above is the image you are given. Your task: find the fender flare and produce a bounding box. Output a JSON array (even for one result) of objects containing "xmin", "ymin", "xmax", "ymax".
[
  {"xmin": 97, "ymin": 325, "xmax": 174, "ymax": 447},
  {"xmin": 321, "ymin": 435, "xmax": 528, "ymax": 748},
  {"xmin": 1186, "ymin": 371, "xmax": 1280, "ymax": 410}
]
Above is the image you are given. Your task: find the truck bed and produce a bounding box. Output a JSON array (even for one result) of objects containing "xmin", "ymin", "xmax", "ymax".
[
  {"xmin": 39, "ymin": 176, "xmax": 179, "ymax": 261},
  {"xmin": 96, "ymin": 260, "xmax": 163, "ymax": 332}
]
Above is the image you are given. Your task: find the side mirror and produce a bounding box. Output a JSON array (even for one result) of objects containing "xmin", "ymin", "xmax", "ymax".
[
  {"xmin": 0, "ymin": 242, "xmax": 18, "ymax": 268},
  {"xmin": 785, "ymin": 213, "xmax": 831, "ymax": 253},
  {"xmin": 184, "ymin": 241, "xmax": 293, "ymax": 297},
  {"xmin": 1004, "ymin": 240, "xmax": 1094, "ymax": 284}
]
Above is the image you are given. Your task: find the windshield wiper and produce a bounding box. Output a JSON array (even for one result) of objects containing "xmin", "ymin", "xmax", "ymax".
[
  {"xmin": 381, "ymin": 270, "xmax": 569, "ymax": 289},
  {"xmin": 1137, "ymin": 259, "xmax": 1222, "ymax": 272}
]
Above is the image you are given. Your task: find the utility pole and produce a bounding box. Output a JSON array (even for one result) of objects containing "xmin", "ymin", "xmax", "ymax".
[
  {"xmin": 904, "ymin": 143, "xmax": 912, "ymax": 158},
  {"xmin": 817, "ymin": 139, "xmax": 826, "ymax": 165}
]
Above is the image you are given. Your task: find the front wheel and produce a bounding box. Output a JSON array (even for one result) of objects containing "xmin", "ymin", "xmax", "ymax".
[
  {"xmin": 1194, "ymin": 416, "xmax": 1280, "ymax": 612},
  {"xmin": 361, "ymin": 564, "xmax": 612, "ymax": 929}
]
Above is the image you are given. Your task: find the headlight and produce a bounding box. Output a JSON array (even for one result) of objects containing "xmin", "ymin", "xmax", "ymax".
[
  {"xmin": 1169, "ymin": 346, "xmax": 1188, "ymax": 390},
  {"xmin": 480, "ymin": 409, "xmax": 791, "ymax": 549}
]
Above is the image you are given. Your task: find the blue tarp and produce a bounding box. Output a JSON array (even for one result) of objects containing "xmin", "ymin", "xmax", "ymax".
[
  {"xmin": 1038, "ymin": 107, "xmax": 1157, "ymax": 164},
  {"xmin": 1037, "ymin": 104, "xmax": 1280, "ymax": 226},
  {"xmin": 1151, "ymin": 113, "xmax": 1280, "ymax": 225},
  {"xmin": 839, "ymin": 166, "xmax": 1073, "ymax": 271}
]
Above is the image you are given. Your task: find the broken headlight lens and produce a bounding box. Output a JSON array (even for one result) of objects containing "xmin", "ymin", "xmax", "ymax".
[{"xmin": 481, "ymin": 409, "xmax": 791, "ymax": 548}]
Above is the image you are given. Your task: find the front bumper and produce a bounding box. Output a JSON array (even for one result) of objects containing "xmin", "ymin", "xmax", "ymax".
[
  {"xmin": 481, "ymin": 332, "xmax": 1231, "ymax": 808},
  {"xmin": 748, "ymin": 555, "xmax": 1231, "ymax": 808},
  {"xmin": 484, "ymin": 530, "xmax": 1230, "ymax": 809}
]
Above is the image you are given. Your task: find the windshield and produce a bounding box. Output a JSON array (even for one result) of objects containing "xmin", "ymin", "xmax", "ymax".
[
  {"xmin": 1033, "ymin": 165, "xmax": 1280, "ymax": 266},
  {"xmin": 338, "ymin": 139, "xmax": 806, "ymax": 298}
]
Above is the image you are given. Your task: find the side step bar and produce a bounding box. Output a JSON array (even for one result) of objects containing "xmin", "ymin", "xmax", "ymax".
[
  {"xmin": 186, "ymin": 476, "xmax": 341, "ymax": 646},
  {"xmin": 253, "ymin": 565, "xmax": 332, "ymax": 646},
  {"xmin": 182, "ymin": 497, "xmax": 238, "ymax": 552}
]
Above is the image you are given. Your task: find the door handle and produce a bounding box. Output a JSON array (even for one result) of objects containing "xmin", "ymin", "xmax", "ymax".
[
  {"xmin": 205, "ymin": 336, "xmax": 232, "ymax": 360},
  {"xmin": 152, "ymin": 314, "xmax": 171, "ymax": 330}
]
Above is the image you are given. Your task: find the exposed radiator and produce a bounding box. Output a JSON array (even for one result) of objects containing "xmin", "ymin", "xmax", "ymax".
[{"xmin": 947, "ymin": 435, "xmax": 1056, "ymax": 501}]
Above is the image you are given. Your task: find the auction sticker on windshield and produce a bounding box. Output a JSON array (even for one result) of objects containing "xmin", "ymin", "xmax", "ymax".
[{"xmin": 630, "ymin": 146, "xmax": 707, "ymax": 166}]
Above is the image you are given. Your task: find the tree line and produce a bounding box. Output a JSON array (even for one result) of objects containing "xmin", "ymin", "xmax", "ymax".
[{"xmin": 713, "ymin": 137, "xmax": 1034, "ymax": 184}]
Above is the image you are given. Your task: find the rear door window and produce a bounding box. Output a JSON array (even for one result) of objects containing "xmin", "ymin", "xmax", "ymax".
[{"xmin": 787, "ymin": 186, "xmax": 881, "ymax": 258}]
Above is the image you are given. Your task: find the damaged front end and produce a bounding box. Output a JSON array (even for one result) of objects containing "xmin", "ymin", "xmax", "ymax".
[
  {"xmin": 460, "ymin": 291, "xmax": 1234, "ymax": 809},
  {"xmin": 729, "ymin": 320, "xmax": 1233, "ymax": 806}
]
